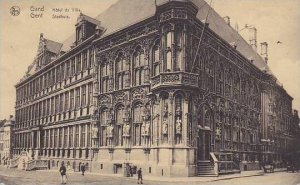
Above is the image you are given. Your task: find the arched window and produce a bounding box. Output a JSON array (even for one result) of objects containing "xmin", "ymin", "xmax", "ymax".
[
  {"xmin": 204, "ymin": 108, "xmax": 212, "ymax": 128},
  {"xmin": 115, "ymin": 53, "xmax": 127, "ymax": 90},
  {"xmin": 152, "ymin": 41, "xmax": 160, "ymax": 76},
  {"xmin": 100, "ymin": 58, "xmax": 109, "ymax": 93},
  {"xmin": 133, "ymin": 46, "xmax": 145, "ymax": 86},
  {"xmin": 217, "ymin": 64, "xmax": 224, "ymax": 94},
  {"xmin": 174, "ymin": 28, "xmax": 183, "ymax": 71},
  {"xmin": 115, "ymin": 105, "xmax": 124, "ymax": 146},
  {"xmin": 225, "ymin": 69, "xmax": 233, "ymax": 97},
  {"xmin": 133, "ymin": 102, "xmax": 143, "ymax": 146},
  {"xmin": 166, "ymin": 31, "xmax": 172, "ymax": 72}
]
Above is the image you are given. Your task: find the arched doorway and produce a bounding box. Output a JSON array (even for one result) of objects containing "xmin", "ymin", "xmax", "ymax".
[{"xmin": 197, "ymin": 107, "xmax": 212, "ymax": 161}]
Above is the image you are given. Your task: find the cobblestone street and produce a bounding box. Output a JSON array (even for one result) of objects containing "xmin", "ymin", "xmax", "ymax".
[{"xmin": 0, "ymin": 166, "xmax": 300, "ymax": 185}]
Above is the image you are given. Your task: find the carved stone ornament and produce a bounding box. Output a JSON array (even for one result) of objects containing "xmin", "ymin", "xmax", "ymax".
[
  {"xmin": 113, "ymin": 91, "xmax": 126, "ymax": 103},
  {"xmin": 99, "ymin": 95, "xmax": 111, "ymax": 106},
  {"xmin": 131, "ymin": 87, "xmax": 145, "ymax": 100}
]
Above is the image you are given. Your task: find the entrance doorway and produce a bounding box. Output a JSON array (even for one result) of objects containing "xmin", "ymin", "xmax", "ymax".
[{"xmin": 197, "ymin": 130, "xmax": 211, "ymax": 161}]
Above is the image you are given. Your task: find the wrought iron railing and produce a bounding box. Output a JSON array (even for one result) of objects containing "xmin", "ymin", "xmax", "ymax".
[{"xmin": 212, "ymin": 152, "xmax": 240, "ymax": 174}]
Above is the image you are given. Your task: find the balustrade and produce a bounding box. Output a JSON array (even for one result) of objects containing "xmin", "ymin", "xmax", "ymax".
[{"xmin": 151, "ymin": 72, "xmax": 198, "ymax": 89}]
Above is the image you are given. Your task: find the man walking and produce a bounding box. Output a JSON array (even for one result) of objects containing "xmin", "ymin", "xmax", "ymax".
[
  {"xmin": 81, "ymin": 163, "xmax": 86, "ymax": 176},
  {"xmin": 137, "ymin": 168, "xmax": 143, "ymax": 184},
  {"xmin": 59, "ymin": 162, "xmax": 67, "ymax": 184}
]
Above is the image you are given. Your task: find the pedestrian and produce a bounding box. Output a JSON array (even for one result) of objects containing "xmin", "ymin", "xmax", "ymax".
[
  {"xmin": 130, "ymin": 165, "xmax": 133, "ymax": 177},
  {"xmin": 81, "ymin": 163, "xmax": 86, "ymax": 176},
  {"xmin": 137, "ymin": 168, "xmax": 143, "ymax": 184},
  {"xmin": 59, "ymin": 162, "xmax": 67, "ymax": 184}
]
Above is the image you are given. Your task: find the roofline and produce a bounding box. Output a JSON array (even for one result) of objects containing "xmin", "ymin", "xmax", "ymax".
[{"xmin": 15, "ymin": 34, "xmax": 97, "ymax": 88}]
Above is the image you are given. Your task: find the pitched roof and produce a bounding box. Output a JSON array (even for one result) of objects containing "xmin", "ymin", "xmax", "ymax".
[
  {"xmin": 44, "ymin": 39, "xmax": 63, "ymax": 54},
  {"xmin": 61, "ymin": 0, "xmax": 272, "ymax": 75}
]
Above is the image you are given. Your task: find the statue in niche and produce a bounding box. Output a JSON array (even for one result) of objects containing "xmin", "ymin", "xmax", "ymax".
[
  {"xmin": 175, "ymin": 117, "xmax": 182, "ymax": 144},
  {"xmin": 123, "ymin": 123, "xmax": 131, "ymax": 137},
  {"xmin": 142, "ymin": 121, "xmax": 150, "ymax": 136},
  {"xmin": 92, "ymin": 123, "xmax": 99, "ymax": 139},
  {"xmin": 143, "ymin": 106, "xmax": 151, "ymax": 121},
  {"xmin": 176, "ymin": 117, "xmax": 182, "ymax": 135},
  {"xmin": 162, "ymin": 119, "xmax": 168, "ymax": 135},
  {"xmin": 107, "ymin": 124, "xmax": 114, "ymax": 138}
]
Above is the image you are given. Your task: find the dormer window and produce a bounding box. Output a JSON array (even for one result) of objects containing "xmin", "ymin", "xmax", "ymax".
[{"xmin": 75, "ymin": 13, "xmax": 104, "ymax": 45}]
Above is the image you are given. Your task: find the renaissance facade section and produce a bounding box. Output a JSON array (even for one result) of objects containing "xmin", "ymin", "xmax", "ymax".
[{"xmin": 13, "ymin": 0, "xmax": 298, "ymax": 177}]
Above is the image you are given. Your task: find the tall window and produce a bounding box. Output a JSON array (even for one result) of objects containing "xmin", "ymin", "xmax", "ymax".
[
  {"xmin": 100, "ymin": 59, "xmax": 109, "ymax": 93},
  {"xmin": 75, "ymin": 88, "xmax": 80, "ymax": 109},
  {"xmin": 65, "ymin": 92, "xmax": 69, "ymax": 112},
  {"xmin": 225, "ymin": 69, "xmax": 233, "ymax": 98},
  {"xmin": 64, "ymin": 127, "xmax": 68, "ymax": 147},
  {"xmin": 61, "ymin": 63, "xmax": 65, "ymax": 81},
  {"xmin": 81, "ymin": 124, "xmax": 86, "ymax": 147},
  {"xmin": 70, "ymin": 90, "xmax": 74, "ymax": 110},
  {"xmin": 66, "ymin": 60, "xmax": 70, "ymax": 78},
  {"xmin": 76, "ymin": 55, "xmax": 81, "ymax": 73},
  {"xmin": 56, "ymin": 66, "xmax": 61, "ymax": 83},
  {"xmin": 69, "ymin": 126, "xmax": 73, "ymax": 147},
  {"xmin": 75, "ymin": 125, "xmax": 79, "ymax": 147},
  {"xmin": 116, "ymin": 53, "xmax": 127, "ymax": 90},
  {"xmin": 133, "ymin": 46, "xmax": 145, "ymax": 86},
  {"xmin": 55, "ymin": 96, "xmax": 59, "ymax": 114},
  {"xmin": 174, "ymin": 28, "xmax": 183, "ymax": 71},
  {"xmin": 205, "ymin": 61, "xmax": 214, "ymax": 91},
  {"xmin": 54, "ymin": 128, "xmax": 58, "ymax": 148},
  {"xmin": 152, "ymin": 41, "xmax": 160, "ymax": 76},
  {"xmin": 71, "ymin": 58, "xmax": 76, "ymax": 76},
  {"xmin": 100, "ymin": 109, "xmax": 107, "ymax": 146},
  {"xmin": 60, "ymin": 94, "xmax": 64, "ymax": 113},
  {"xmin": 82, "ymin": 51, "xmax": 87, "ymax": 71},
  {"xmin": 87, "ymin": 124, "xmax": 91, "ymax": 147},
  {"xmin": 133, "ymin": 103, "xmax": 143, "ymax": 146},
  {"xmin": 87, "ymin": 83, "xmax": 93, "ymax": 106},
  {"xmin": 216, "ymin": 64, "xmax": 224, "ymax": 94},
  {"xmin": 204, "ymin": 108, "xmax": 212, "ymax": 128},
  {"xmin": 81, "ymin": 85, "xmax": 86, "ymax": 107},
  {"xmin": 166, "ymin": 31, "xmax": 172, "ymax": 71},
  {"xmin": 50, "ymin": 129, "xmax": 54, "ymax": 148},
  {"xmin": 59, "ymin": 128, "xmax": 63, "ymax": 148},
  {"xmin": 115, "ymin": 105, "xmax": 124, "ymax": 146}
]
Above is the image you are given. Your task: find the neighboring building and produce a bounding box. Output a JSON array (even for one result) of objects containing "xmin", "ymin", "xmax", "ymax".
[
  {"xmin": 0, "ymin": 120, "xmax": 5, "ymax": 165},
  {"xmin": 13, "ymin": 0, "xmax": 299, "ymax": 177},
  {"xmin": 3, "ymin": 116, "xmax": 15, "ymax": 165}
]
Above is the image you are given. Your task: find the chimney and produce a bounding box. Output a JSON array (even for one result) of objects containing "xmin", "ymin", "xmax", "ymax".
[
  {"xmin": 224, "ymin": 16, "xmax": 230, "ymax": 26},
  {"xmin": 248, "ymin": 27, "xmax": 257, "ymax": 51},
  {"xmin": 260, "ymin": 42, "xmax": 268, "ymax": 63}
]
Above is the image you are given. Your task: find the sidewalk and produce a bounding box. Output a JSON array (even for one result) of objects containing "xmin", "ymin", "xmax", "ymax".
[{"xmin": 39, "ymin": 168, "xmax": 268, "ymax": 182}]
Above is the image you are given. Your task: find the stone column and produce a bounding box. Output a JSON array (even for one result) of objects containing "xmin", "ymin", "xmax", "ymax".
[
  {"xmin": 168, "ymin": 95, "xmax": 174, "ymax": 146},
  {"xmin": 183, "ymin": 97, "xmax": 189, "ymax": 146}
]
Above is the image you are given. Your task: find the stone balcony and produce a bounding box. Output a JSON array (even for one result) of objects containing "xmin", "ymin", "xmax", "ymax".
[{"xmin": 151, "ymin": 71, "xmax": 199, "ymax": 90}]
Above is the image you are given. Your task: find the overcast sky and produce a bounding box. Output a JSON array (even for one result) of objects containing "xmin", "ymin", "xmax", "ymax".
[{"xmin": 0, "ymin": 0, "xmax": 299, "ymax": 120}]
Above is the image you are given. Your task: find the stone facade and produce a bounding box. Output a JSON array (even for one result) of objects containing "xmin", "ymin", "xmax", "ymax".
[{"xmin": 13, "ymin": 0, "xmax": 299, "ymax": 177}]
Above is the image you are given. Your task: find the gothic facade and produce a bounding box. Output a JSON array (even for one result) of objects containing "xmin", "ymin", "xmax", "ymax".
[{"xmin": 13, "ymin": 0, "xmax": 298, "ymax": 177}]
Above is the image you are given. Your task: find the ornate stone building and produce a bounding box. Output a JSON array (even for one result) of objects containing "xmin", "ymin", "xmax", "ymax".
[{"xmin": 13, "ymin": 0, "xmax": 298, "ymax": 177}]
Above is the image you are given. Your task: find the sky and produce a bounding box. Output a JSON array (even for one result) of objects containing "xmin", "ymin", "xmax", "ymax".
[{"xmin": 0, "ymin": 0, "xmax": 299, "ymax": 120}]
